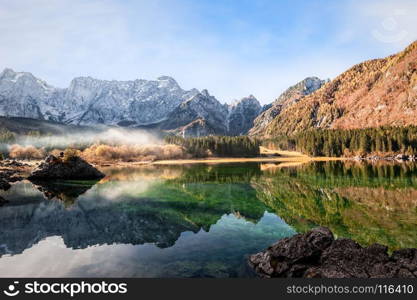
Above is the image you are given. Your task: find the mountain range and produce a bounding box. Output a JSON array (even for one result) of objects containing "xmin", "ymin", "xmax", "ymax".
[
  {"xmin": 0, "ymin": 69, "xmax": 264, "ymax": 137},
  {"xmin": 1, "ymin": 40, "xmax": 416, "ymax": 137}
]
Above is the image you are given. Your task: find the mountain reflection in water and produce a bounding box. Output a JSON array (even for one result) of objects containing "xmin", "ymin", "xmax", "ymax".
[{"xmin": 0, "ymin": 161, "xmax": 416, "ymax": 277}]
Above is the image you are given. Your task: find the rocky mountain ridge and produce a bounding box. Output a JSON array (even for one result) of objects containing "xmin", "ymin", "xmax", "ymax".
[
  {"xmin": 0, "ymin": 68, "xmax": 199, "ymax": 126},
  {"xmin": 150, "ymin": 92, "xmax": 263, "ymax": 137},
  {"xmin": 3, "ymin": 41, "xmax": 416, "ymax": 138},
  {"xmin": 264, "ymin": 40, "xmax": 417, "ymax": 137},
  {"xmin": 0, "ymin": 68, "xmax": 262, "ymax": 136},
  {"xmin": 249, "ymin": 77, "xmax": 327, "ymax": 136}
]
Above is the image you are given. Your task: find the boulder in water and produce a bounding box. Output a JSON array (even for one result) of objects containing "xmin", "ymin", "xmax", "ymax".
[
  {"xmin": 28, "ymin": 155, "xmax": 105, "ymax": 180},
  {"xmin": 249, "ymin": 227, "xmax": 417, "ymax": 278}
]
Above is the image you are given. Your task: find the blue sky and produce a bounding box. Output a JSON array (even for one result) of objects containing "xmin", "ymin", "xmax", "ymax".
[{"xmin": 0, "ymin": 0, "xmax": 416, "ymax": 104}]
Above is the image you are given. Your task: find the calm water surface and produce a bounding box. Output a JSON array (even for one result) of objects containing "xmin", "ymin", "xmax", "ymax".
[{"xmin": 0, "ymin": 161, "xmax": 416, "ymax": 277}]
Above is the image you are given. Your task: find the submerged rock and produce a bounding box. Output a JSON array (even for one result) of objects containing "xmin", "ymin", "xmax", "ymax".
[
  {"xmin": 0, "ymin": 178, "xmax": 11, "ymax": 191},
  {"xmin": 249, "ymin": 227, "xmax": 417, "ymax": 278},
  {"xmin": 28, "ymin": 155, "xmax": 105, "ymax": 180},
  {"xmin": 0, "ymin": 160, "xmax": 30, "ymax": 167},
  {"xmin": 0, "ymin": 161, "xmax": 31, "ymax": 188},
  {"xmin": 0, "ymin": 196, "xmax": 9, "ymax": 205}
]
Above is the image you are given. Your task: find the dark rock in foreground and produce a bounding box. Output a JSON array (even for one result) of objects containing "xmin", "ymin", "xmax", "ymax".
[
  {"xmin": 249, "ymin": 227, "xmax": 417, "ymax": 278},
  {"xmin": 28, "ymin": 155, "xmax": 105, "ymax": 180}
]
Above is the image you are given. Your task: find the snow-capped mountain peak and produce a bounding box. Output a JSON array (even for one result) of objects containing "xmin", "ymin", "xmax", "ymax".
[
  {"xmin": 0, "ymin": 68, "xmax": 279, "ymax": 137},
  {"xmin": 0, "ymin": 68, "xmax": 54, "ymax": 90},
  {"xmin": 0, "ymin": 69, "xmax": 200, "ymax": 126},
  {"xmin": 227, "ymin": 95, "xmax": 262, "ymax": 135},
  {"xmin": 157, "ymin": 75, "xmax": 179, "ymax": 87}
]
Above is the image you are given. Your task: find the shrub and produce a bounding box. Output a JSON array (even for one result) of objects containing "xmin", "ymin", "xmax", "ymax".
[
  {"xmin": 50, "ymin": 149, "xmax": 65, "ymax": 158},
  {"xmin": 80, "ymin": 144, "xmax": 186, "ymax": 162},
  {"xmin": 63, "ymin": 148, "xmax": 80, "ymax": 162},
  {"xmin": 8, "ymin": 144, "xmax": 46, "ymax": 160}
]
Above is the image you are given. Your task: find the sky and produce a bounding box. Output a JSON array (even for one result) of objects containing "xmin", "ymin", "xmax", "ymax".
[{"xmin": 0, "ymin": 0, "xmax": 416, "ymax": 105}]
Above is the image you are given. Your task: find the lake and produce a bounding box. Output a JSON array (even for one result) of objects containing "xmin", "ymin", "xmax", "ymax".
[{"xmin": 0, "ymin": 161, "xmax": 416, "ymax": 277}]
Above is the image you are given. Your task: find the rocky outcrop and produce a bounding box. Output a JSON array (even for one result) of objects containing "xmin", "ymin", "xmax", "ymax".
[
  {"xmin": 249, "ymin": 227, "xmax": 417, "ymax": 278},
  {"xmin": 227, "ymin": 95, "xmax": 262, "ymax": 135},
  {"xmin": 148, "ymin": 92, "xmax": 263, "ymax": 137},
  {"xmin": 0, "ymin": 178, "xmax": 10, "ymax": 191},
  {"xmin": 157, "ymin": 90, "xmax": 229, "ymax": 137},
  {"xmin": 0, "ymin": 196, "xmax": 8, "ymax": 206},
  {"xmin": 249, "ymin": 77, "xmax": 326, "ymax": 136},
  {"xmin": 265, "ymin": 40, "xmax": 417, "ymax": 136},
  {"xmin": 171, "ymin": 118, "xmax": 220, "ymax": 137},
  {"xmin": 28, "ymin": 155, "xmax": 105, "ymax": 180}
]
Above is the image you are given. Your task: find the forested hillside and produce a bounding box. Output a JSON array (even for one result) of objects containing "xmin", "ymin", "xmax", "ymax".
[
  {"xmin": 263, "ymin": 126, "xmax": 417, "ymax": 157},
  {"xmin": 264, "ymin": 40, "xmax": 417, "ymax": 137}
]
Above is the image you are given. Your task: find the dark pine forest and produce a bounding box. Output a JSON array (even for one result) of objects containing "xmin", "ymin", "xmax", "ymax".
[{"xmin": 263, "ymin": 126, "xmax": 417, "ymax": 157}]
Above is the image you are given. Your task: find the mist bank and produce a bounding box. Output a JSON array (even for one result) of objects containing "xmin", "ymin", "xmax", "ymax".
[
  {"xmin": 15, "ymin": 128, "xmax": 161, "ymax": 148},
  {"xmin": 0, "ymin": 126, "xmax": 185, "ymax": 163},
  {"xmin": 1, "ymin": 125, "xmax": 162, "ymax": 150},
  {"xmin": 1, "ymin": 129, "xmax": 262, "ymax": 163}
]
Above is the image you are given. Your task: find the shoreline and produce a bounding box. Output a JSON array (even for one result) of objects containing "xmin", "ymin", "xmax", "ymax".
[
  {"xmin": 5, "ymin": 148, "xmax": 416, "ymax": 169},
  {"xmin": 151, "ymin": 155, "xmax": 345, "ymax": 165},
  {"xmin": 3, "ymin": 149, "xmax": 416, "ymax": 169},
  {"xmin": 96, "ymin": 150, "xmax": 346, "ymax": 167}
]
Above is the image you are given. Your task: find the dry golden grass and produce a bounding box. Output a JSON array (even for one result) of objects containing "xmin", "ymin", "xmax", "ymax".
[
  {"xmin": 260, "ymin": 146, "xmax": 307, "ymax": 157},
  {"xmin": 80, "ymin": 144, "xmax": 188, "ymax": 163},
  {"xmin": 8, "ymin": 144, "xmax": 46, "ymax": 160},
  {"xmin": 152, "ymin": 150, "xmax": 344, "ymax": 165},
  {"xmin": 4, "ymin": 143, "xmax": 344, "ymax": 168}
]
